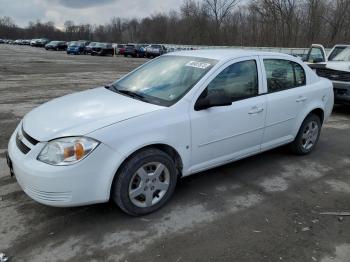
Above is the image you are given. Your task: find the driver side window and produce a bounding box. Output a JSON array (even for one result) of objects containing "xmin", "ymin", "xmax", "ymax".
[{"xmin": 207, "ymin": 60, "xmax": 259, "ymax": 102}]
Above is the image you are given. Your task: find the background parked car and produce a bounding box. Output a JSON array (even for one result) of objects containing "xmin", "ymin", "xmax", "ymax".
[
  {"xmin": 91, "ymin": 43, "xmax": 114, "ymax": 56},
  {"xmin": 36, "ymin": 38, "xmax": 50, "ymax": 47},
  {"xmin": 136, "ymin": 44, "xmax": 149, "ymax": 58},
  {"xmin": 66, "ymin": 41, "xmax": 86, "ymax": 55},
  {"xmin": 85, "ymin": 42, "xmax": 98, "ymax": 54},
  {"xmin": 145, "ymin": 44, "xmax": 167, "ymax": 58},
  {"xmin": 14, "ymin": 39, "xmax": 22, "ymax": 45},
  {"xmin": 21, "ymin": 39, "xmax": 31, "ymax": 45},
  {"xmin": 124, "ymin": 44, "xmax": 138, "ymax": 57},
  {"xmin": 30, "ymin": 38, "xmax": 50, "ymax": 47},
  {"xmin": 45, "ymin": 41, "xmax": 67, "ymax": 51},
  {"xmin": 30, "ymin": 39, "xmax": 39, "ymax": 46},
  {"xmin": 0, "ymin": 39, "xmax": 4, "ymax": 44},
  {"xmin": 78, "ymin": 40, "xmax": 91, "ymax": 46},
  {"xmin": 115, "ymin": 44, "xmax": 125, "ymax": 55},
  {"xmin": 304, "ymin": 44, "xmax": 350, "ymax": 105}
]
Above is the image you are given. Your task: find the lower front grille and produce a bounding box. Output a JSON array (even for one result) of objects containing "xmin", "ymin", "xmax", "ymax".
[
  {"xmin": 16, "ymin": 133, "xmax": 30, "ymax": 154},
  {"xmin": 316, "ymin": 68, "xmax": 350, "ymax": 82},
  {"xmin": 23, "ymin": 185, "xmax": 72, "ymax": 203}
]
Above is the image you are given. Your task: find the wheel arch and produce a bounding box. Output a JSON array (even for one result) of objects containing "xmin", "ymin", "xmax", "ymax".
[
  {"xmin": 294, "ymin": 107, "xmax": 325, "ymax": 137},
  {"xmin": 309, "ymin": 108, "xmax": 324, "ymax": 125},
  {"xmin": 108, "ymin": 143, "xmax": 184, "ymax": 199}
]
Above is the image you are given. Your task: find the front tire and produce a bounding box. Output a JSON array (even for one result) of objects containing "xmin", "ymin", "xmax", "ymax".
[
  {"xmin": 290, "ymin": 114, "xmax": 321, "ymax": 155},
  {"xmin": 112, "ymin": 148, "xmax": 177, "ymax": 216}
]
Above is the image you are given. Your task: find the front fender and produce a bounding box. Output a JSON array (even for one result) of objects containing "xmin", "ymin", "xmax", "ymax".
[{"xmin": 89, "ymin": 106, "xmax": 191, "ymax": 178}]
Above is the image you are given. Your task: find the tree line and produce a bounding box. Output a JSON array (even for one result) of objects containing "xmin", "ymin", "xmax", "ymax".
[{"xmin": 1, "ymin": 0, "xmax": 350, "ymax": 48}]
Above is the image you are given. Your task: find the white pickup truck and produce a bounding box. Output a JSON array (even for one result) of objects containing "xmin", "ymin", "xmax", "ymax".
[{"xmin": 304, "ymin": 44, "xmax": 350, "ymax": 105}]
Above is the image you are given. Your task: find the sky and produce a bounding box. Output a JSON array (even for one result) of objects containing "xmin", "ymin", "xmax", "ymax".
[{"xmin": 0, "ymin": 0, "xmax": 183, "ymax": 28}]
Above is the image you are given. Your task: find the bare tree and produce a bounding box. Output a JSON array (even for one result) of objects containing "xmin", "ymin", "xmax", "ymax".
[
  {"xmin": 1, "ymin": 0, "xmax": 350, "ymax": 48},
  {"xmin": 322, "ymin": 0, "xmax": 350, "ymax": 43},
  {"xmin": 204, "ymin": 0, "xmax": 239, "ymax": 28}
]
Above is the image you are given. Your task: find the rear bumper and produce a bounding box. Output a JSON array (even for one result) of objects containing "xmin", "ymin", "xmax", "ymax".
[{"xmin": 333, "ymin": 81, "xmax": 350, "ymax": 104}]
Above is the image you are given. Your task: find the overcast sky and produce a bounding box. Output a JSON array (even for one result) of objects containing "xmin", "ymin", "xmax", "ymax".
[{"xmin": 0, "ymin": 0, "xmax": 184, "ymax": 28}]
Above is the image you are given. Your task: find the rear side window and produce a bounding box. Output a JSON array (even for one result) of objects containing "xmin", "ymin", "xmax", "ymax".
[
  {"xmin": 264, "ymin": 59, "xmax": 306, "ymax": 93},
  {"xmin": 207, "ymin": 60, "xmax": 259, "ymax": 101}
]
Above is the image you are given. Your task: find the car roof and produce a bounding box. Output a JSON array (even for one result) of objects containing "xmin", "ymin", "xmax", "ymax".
[{"xmin": 165, "ymin": 49, "xmax": 291, "ymax": 61}]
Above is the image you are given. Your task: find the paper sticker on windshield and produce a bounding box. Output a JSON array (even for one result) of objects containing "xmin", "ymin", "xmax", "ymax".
[{"xmin": 185, "ymin": 61, "xmax": 211, "ymax": 69}]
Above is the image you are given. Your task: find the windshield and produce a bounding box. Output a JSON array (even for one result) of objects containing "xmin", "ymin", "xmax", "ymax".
[
  {"xmin": 329, "ymin": 46, "xmax": 350, "ymax": 61},
  {"xmin": 110, "ymin": 55, "xmax": 217, "ymax": 106}
]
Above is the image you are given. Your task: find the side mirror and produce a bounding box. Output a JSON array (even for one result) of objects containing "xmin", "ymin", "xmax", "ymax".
[{"xmin": 195, "ymin": 90, "xmax": 232, "ymax": 111}]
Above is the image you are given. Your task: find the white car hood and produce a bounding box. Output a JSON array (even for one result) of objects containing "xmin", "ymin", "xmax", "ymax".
[
  {"xmin": 22, "ymin": 87, "xmax": 163, "ymax": 141},
  {"xmin": 321, "ymin": 61, "xmax": 350, "ymax": 72}
]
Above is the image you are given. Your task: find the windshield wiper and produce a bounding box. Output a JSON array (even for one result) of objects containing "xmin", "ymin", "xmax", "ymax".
[
  {"xmin": 106, "ymin": 84, "xmax": 146, "ymax": 101},
  {"xmin": 117, "ymin": 90, "xmax": 146, "ymax": 100}
]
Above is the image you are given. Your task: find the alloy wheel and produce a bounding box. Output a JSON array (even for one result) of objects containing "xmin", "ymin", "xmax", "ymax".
[
  {"xmin": 301, "ymin": 120, "xmax": 319, "ymax": 150},
  {"xmin": 128, "ymin": 162, "xmax": 170, "ymax": 208}
]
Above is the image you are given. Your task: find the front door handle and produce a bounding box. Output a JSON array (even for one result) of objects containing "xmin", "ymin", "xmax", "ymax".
[
  {"xmin": 248, "ymin": 106, "xmax": 264, "ymax": 115},
  {"xmin": 296, "ymin": 96, "xmax": 307, "ymax": 102}
]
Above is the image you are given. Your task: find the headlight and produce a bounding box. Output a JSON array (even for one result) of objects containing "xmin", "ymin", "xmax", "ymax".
[{"xmin": 38, "ymin": 137, "xmax": 99, "ymax": 166}]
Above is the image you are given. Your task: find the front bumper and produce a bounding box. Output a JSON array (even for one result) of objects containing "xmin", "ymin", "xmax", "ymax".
[
  {"xmin": 7, "ymin": 126, "xmax": 125, "ymax": 207},
  {"xmin": 333, "ymin": 81, "xmax": 350, "ymax": 105}
]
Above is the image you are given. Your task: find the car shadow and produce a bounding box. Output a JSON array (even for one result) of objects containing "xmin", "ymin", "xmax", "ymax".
[{"xmin": 333, "ymin": 104, "xmax": 350, "ymax": 115}]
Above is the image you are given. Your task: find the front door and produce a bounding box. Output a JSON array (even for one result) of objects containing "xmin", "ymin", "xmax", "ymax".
[{"xmin": 189, "ymin": 57, "xmax": 267, "ymax": 173}]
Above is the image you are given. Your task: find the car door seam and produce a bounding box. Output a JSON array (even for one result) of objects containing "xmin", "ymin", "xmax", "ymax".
[
  {"xmin": 265, "ymin": 117, "xmax": 295, "ymax": 128},
  {"xmin": 198, "ymin": 126, "xmax": 265, "ymax": 148}
]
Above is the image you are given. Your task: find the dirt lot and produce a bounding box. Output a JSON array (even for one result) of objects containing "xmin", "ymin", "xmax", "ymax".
[{"xmin": 0, "ymin": 44, "xmax": 350, "ymax": 262}]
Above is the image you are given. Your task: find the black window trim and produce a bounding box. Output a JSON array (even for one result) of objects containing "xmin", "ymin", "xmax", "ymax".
[
  {"xmin": 197, "ymin": 58, "xmax": 261, "ymax": 105},
  {"xmin": 263, "ymin": 58, "xmax": 307, "ymax": 94}
]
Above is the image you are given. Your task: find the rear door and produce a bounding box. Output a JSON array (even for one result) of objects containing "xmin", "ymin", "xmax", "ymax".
[{"xmin": 260, "ymin": 57, "xmax": 308, "ymax": 150}]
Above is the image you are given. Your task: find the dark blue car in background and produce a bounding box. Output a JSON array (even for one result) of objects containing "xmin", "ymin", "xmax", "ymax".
[{"xmin": 66, "ymin": 41, "xmax": 87, "ymax": 55}]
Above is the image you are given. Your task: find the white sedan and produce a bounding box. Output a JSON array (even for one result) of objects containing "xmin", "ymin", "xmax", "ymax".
[{"xmin": 7, "ymin": 50, "xmax": 334, "ymax": 215}]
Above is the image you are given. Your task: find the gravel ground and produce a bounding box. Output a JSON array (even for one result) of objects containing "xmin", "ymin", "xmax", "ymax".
[{"xmin": 0, "ymin": 44, "xmax": 350, "ymax": 262}]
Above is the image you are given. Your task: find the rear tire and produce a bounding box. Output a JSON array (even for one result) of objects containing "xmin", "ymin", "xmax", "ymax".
[
  {"xmin": 290, "ymin": 114, "xmax": 321, "ymax": 155},
  {"xmin": 112, "ymin": 148, "xmax": 177, "ymax": 216}
]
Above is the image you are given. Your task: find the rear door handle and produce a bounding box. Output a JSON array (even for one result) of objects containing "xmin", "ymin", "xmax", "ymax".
[
  {"xmin": 248, "ymin": 106, "xmax": 264, "ymax": 114},
  {"xmin": 296, "ymin": 96, "xmax": 307, "ymax": 102}
]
